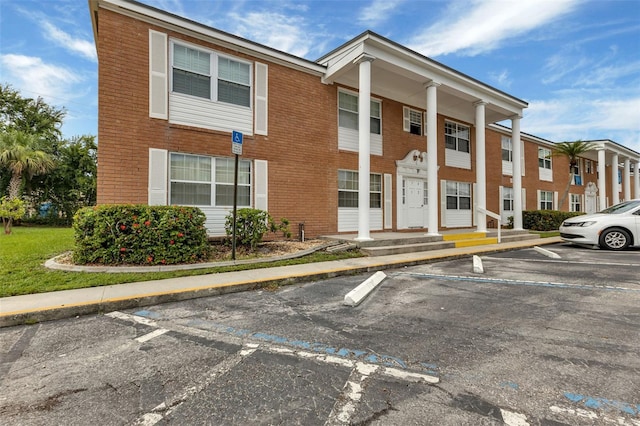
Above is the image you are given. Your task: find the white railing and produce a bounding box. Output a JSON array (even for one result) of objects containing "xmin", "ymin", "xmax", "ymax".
[{"xmin": 477, "ymin": 207, "xmax": 502, "ymax": 243}]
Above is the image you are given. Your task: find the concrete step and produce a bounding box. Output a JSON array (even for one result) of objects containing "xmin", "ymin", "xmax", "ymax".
[{"xmin": 359, "ymin": 231, "xmax": 541, "ymax": 257}]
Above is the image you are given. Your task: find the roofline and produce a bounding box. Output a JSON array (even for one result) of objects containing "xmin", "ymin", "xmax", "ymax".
[
  {"xmin": 318, "ymin": 30, "xmax": 528, "ymax": 108},
  {"xmin": 488, "ymin": 123, "xmax": 555, "ymax": 147},
  {"xmin": 89, "ymin": 0, "xmax": 327, "ymax": 75}
]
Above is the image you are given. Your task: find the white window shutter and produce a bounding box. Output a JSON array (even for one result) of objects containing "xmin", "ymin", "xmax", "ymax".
[
  {"xmin": 521, "ymin": 140, "xmax": 525, "ymax": 176},
  {"xmin": 149, "ymin": 30, "xmax": 168, "ymax": 119},
  {"xmin": 537, "ymin": 190, "xmax": 541, "ymax": 209},
  {"xmin": 254, "ymin": 160, "xmax": 268, "ymax": 210},
  {"xmin": 424, "ymin": 111, "xmax": 428, "ymax": 135},
  {"xmin": 402, "ymin": 107, "xmax": 410, "ymax": 132},
  {"xmin": 499, "ymin": 186, "xmax": 504, "ymax": 213},
  {"xmin": 521, "ymin": 188, "xmax": 526, "ymax": 210},
  {"xmin": 254, "ymin": 62, "xmax": 268, "ymax": 135},
  {"xmin": 554, "ymin": 191, "xmax": 558, "ymax": 210},
  {"xmin": 440, "ymin": 180, "xmax": 447, "ymax": 227},
  {"xmin": 148, "ymin": 148, "xmax": 168, "ymax": 205},
  {"xmin": 472, "ymin": 182, "xmax": 477, "ymax": 226},
  {"xmin": 384, "ymin": 173, "xmax": 392, "ymax": 229}
]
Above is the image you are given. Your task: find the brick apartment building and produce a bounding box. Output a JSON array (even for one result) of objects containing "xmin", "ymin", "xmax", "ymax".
[{"xmin": 89, "ymin": 0, "xmax": 640, "ymax": 239}]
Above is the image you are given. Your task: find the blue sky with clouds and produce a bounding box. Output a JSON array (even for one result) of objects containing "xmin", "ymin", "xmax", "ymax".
[{"xmin": 1, "ymin": 0, "xmax": 639, "ymax": 152}]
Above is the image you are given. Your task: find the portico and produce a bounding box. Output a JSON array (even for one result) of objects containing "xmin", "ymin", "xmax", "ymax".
[
  {"xmin": 591, "ymin": 140, "xmax": 640, "ymax": 209},
  {"xmin": 319, "ymin": 31, "xmax": 528, "ymax": 240}
]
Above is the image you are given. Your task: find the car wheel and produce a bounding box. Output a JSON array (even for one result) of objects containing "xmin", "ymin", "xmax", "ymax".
[{"xmin": 599, "ymin": 228, "xmax": 631, "ymax": 251}]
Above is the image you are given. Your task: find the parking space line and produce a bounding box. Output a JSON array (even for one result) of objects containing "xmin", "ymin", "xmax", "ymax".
[
  {"xmin": 326, "ymin": 363, "xmax": 379, "ymax": 425},
  {"xmin": 135, "ymin": 328, "xmax": 168, "ymax": 343},
  {"xmin": 483, "ymin": 256, "xmax": 640, "ymax": 268},
  {"xmin": 398, "ymin": 272, "xmax": 640, "ymax": 293}
]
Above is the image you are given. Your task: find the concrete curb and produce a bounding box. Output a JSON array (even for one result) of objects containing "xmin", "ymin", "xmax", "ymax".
[{"xmin": 0, "ymin": 237, "xmax": 564, "ymax": 328}]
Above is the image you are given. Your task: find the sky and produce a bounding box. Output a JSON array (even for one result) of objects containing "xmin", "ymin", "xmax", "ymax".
[{"xmin": 1, "ymin": 0, "xmax": 639, "ymax": 153}]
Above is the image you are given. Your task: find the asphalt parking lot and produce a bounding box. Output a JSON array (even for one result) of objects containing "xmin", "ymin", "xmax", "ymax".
[{"xmin": 1, "ymin": 243, "xmax": 639, "ymax": 425}]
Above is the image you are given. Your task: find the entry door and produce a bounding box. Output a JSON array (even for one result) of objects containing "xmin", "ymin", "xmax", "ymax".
[
  {"xmin": 407, "ymin": 178, "xmax": 425, "ymax": 228},
  {"xmin": 585, "ymin": 193, "xmax": 597, "ymax": 214}
]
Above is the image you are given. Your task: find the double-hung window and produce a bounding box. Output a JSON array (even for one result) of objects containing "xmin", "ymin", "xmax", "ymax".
[
  {"xmin": 539, "ymin": 190, "xmax": 553, "ymax": 210},
  {"xmin": 502, "ymin": 137, "xmax": 513, "ymax": 162},
  {"xmin": 445, "ymin": 122, "xmax": 470, "ymax": 153},
  {"xmin": 538, "ymin": 148, "xmax": 552, "ymax": 169},
  {"xmin": 173, "ymin": 44, "xmax": 211, "ymax": 99},
  {"xmin": 172, "ymin": 42, "xmax": 251, "ymax": 108},
  {"xmin": 338, "ymin": 91, "xmax": 381, "ymax": 135},
  {"xmin": 570, "ymin": 194, "xmax": 581, "ymax": 212},
  {"xmin": 338, "ymin": 170, "xmax": 382, "ymax": 208},
  {"xmin": 403, "ymin": 107, "xmax": 422, "ymax": 135},
  {"xmin": 503, "ymin": 187, "xmax": 514, "ymax": 211},
  {"xmin": 446, "ymin": 181, "xmax": 471, "ymax": 210},
  {"xmin": 170, "ymin": 153, "xmax": 251, "ymax": 207}
]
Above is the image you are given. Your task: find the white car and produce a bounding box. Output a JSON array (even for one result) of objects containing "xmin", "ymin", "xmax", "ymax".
[{"xmin": 559, "ymin": 199, "xmax": 640, "ymax": 250}]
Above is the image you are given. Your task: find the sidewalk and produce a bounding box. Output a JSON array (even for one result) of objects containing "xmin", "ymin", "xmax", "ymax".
[{"xmin": 0, "ymin": 237, "xmax": 562, "ymax": 328}]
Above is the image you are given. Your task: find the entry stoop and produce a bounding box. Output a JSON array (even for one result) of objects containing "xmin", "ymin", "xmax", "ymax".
[
  {"xmin": 321, "ymin": 229, "xmax": 542, "ymax": 257},
  {"xmin": 443, "ymin": 232, "xmax": 498, "ymax": 248}
]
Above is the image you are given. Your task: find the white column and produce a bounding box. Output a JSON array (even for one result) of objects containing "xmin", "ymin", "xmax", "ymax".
[
  {"xmin": 511, "ymin": 116, "xmax": 523, "ymax": 230},
  {"xmin": 635, "ymin": 160, "xmax": 640, "ymax": 199},
  {"xmin": 425, "ymin": 81, "xmax": 440, "ymax": 236},
  {"xmin": 611, "ymin": 153, "xmax": 619, "ymax": 205},
  {"xmin": 474, "ymin": 101, "xmax": 487, "ymax": 233},
  {"xmin": 597, "ymin": 149, "xmax": 607, "ymax": 209},
  {"xmin": 355, "ymin": 54, "xmax": 374, "ymax": 241},
  {"xmin": 623, "ymin": 158, "xmax": 631, "ymax": 201}
]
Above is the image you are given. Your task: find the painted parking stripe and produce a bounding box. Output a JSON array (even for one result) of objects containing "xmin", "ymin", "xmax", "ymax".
[
  {"xmin": 398, "ymin": 272, "xmax": 640, "ymax": 293},
  {"xmin": 484, "ymin": 256, "xmax": 640, "ymax": 268},
  {"xmin": 135, "ymin": 328, "xmax": 168, "ymax": 343},
  {"xmin": 107, "ymin": 310, "xmax": 158, "ymax": 326},
  {"xmin": 326, "ymin": 363, "xmax": 379, "ymax": 425}
]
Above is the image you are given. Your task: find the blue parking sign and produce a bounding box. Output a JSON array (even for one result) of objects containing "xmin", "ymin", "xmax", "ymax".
[{"xmin": 232, "ymin": 131, "xmax": 243, "ymax": 144}]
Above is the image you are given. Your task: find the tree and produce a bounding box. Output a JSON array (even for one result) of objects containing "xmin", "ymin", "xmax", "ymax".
[
  {"xmin": 0, "ymin": 130, "xmax": 56, "ymax": 199},
  {"xmin": 35, "ymin": 135, "xmax": 97, "ymax": 221},
  {"xmin": 0, "ymin": 196, "xmax": 25, "ymax": 234},
  {"xmin": 0, "ymin": 84, "xmax": 65, "ymax": 145},
  {"xmin": 553, "ymin": 140, "xmax": 595, "ymax": 210}
]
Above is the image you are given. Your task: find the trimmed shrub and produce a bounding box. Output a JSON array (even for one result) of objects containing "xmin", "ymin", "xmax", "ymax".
[
  {"xmin": 225, "ymin": 208, "xmax": 291, "ymax": 249},
  {"xmin": 73, "ymin": 205, "xmax": 211, "ymax": 265},
  {"xmin": 520, "ymin": 210, "xmax": 584, "ymax": 231}
]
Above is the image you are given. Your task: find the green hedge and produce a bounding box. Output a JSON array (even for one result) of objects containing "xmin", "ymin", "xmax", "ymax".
[
  {"xmin": 520, "ymin": 210, "xmax": 584, "ymax": 231},
  {"xmin": 73, "ymin": 205, "xmax": 211, "ymax": 265}
]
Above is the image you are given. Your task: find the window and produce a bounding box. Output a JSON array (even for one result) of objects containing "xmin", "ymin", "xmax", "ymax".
[
  {"xmin": 338, "ymin": 170, "xmax": 382, "ymax": 208},
  {"xmin": 338, "ymin": 91, "xmax": 381, "ymax": 135},
  {"xmin": 170, "ymin": 153, "xmax": 251, "ymax": 207},
  {"xmin": 423, "ymin": 181, "xmax": 428, "ymax": 206},
  {"xmin": 218, "ymin": 57, "xmax": 251, "ymax": 107},
  {"xmin": 539, "ymin": 190, "xmax": 553, "ymax": 210},
  {"xmin": 404, "ymin": 107, "xmax": 422, "ymax": 135},
  {"xmin": 502, "ymin": 136, "xmax": 512, "ymax": 162},
  {"xmin": 446, "ymin": 181, "xmax": 471, "ymax": 210},
  {"xmin": 538, "ymin": 148, "xmax": 552, "ymax": 170},
  {"xmin": 445, "ymin": 122, "xmax": 470, "ymax": 153},
  {"xmin": 173, "ymin": 44, "xmax": 211, "ymax": 99},
  {"xmin": 586, "ymin": 159, "xmax": 593, "ymax": 174},
  {"xmin": 570, "ymin": 194, "xmax": 581, "ymax": 212},
  {"xmin": 172, "ymin": 42, "xmax": 251, "ymax": 107},
  {"xmin": 215, "ymin": 158, "xmax": 251, "ymax": 206},
  {"xmin": 503, "ymin": 187, "xmax": 514, "ymax": 211},
  {"xmin": 572, "ymin": 161, "xmax": 582, "ymax": 185}
]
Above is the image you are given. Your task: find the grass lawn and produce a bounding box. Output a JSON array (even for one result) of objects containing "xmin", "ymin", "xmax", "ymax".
[{"xmin": 0, "ymin": 226, "xmax": 363, "ymax": 297}]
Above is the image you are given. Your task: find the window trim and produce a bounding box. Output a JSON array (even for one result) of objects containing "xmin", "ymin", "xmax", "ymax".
[
  {"xmin": 445, "ymin": 181, "xmax": 472, "ymax": 210},
  {"xmin": 538, "ymin": 147, "xmax": 552, "ymax": 170},
  {"xmin": 338, "ymin": 169, "xmax": 383, "ymax": 208},
  {"xmin": 539, "ymin": 190, "xmax": 553, "ymax": 210},
  {"xmin": 338, "ymin": 89, "xmax": 382, "ymax": 135},
  {"xmin": 403, "ymin": 106, "xmax": 423, "ymax": 136},
  {"xmin": 502, "ymin": 186, "xmax": 514, "ymax": 212},
  {"xmin": 169, "ymin": 152, "xmax": 252, "ymax": 207},
  {"xmin": 501, "ymin": 136, "xmax": 513, "ymax": 162},
  {"xmin": 570, "ymin": 193, "xmax": 581, "ymax": 212},
  {"xmin": 444, "ymin": 121, "xmax": 471, "ymax": 154},
  {"xmin": 170, "ymin": 39, "xmax": 253, "ymax": 109}
]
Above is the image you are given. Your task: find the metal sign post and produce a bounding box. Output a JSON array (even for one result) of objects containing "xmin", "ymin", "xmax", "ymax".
[{"xmin": 231, "ymin": 131, "xmax": 243, "ymax": 260}]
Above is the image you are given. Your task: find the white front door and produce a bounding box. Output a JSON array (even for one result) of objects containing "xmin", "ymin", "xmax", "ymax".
[{"xmin": 407, "ymin": 178, "xmax": 425, "ymax": 228}]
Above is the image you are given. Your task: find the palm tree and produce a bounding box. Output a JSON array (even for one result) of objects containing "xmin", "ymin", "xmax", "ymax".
[
  {"xmin": 0, "ymin": 130, "xmax": 55, "ymax": 199},
  {"xmin": 553, "ymin": 140, "xmax": 595, "ymax": 210}
]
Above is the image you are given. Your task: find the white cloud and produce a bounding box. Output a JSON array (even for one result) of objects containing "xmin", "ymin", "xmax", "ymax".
[
  {"xmin": 228, "ymin": 12, "xmax": 313, "ymax": 58},
  {"xmin": 407, "ymin": 0, "xmax": 579, "ymax": 57},
  {"xmin": 358, "ymin": 0, "xmax": 405, "ymax": 27},
  {"xmin": 523, "ymin": 96, "xmax": 640, "ymax": 153},
  {"xmin": 41, "ymin": 21, "xmax": 97, "ymax": 62},
  {"xmin": 0, "ymin": 54, "xmax": 84, "ymax": 102},
  {"xmin": 489, "ymin": 69, "xmax": 511, "ymax": 88}
]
